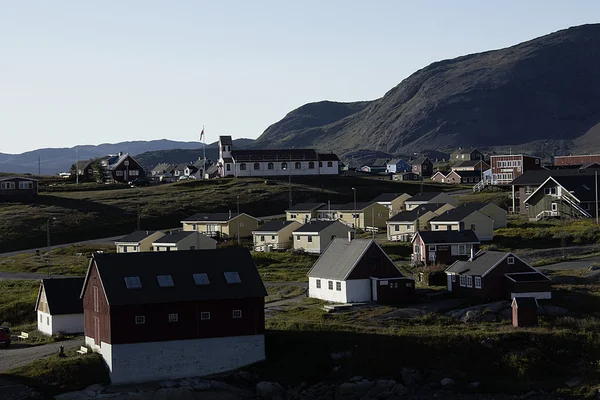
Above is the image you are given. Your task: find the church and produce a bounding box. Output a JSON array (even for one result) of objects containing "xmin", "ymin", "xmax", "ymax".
[{"xmin": 217, "ymin": 136, "xmax": 340, "ymax": 177}]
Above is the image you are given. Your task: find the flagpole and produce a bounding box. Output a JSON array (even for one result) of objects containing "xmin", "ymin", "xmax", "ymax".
[{"xmin": 202, "ymin": 125, "xmax": 206, "ymax": 179}]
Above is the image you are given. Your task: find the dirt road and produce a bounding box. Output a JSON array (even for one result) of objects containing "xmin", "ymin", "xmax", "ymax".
[{"xmin": 0, "ymin": 338, "xmax": 83, "ymax": 373}]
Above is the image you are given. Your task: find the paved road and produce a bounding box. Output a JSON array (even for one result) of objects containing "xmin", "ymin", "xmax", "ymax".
[
  {"xmin": 0, "ymin": 337, "xmax": 83, "ymax": 373},
  {"xmin": 538, "ymin": 256, "xmax": 600, "ymax": 271},
  {"xmin": 0, "ymin": 272, "xmax": 72, "ymax": 281},
  {"xmin": 0, "ymin": 235, "xmax": 124, "ymax": 259}
]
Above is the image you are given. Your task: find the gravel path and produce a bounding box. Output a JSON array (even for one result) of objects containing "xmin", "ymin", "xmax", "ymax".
[
  {"xmin": 0, "ymin": 236, "xmax": 124, "ymax": 259},
  {"xmin": 0, "ymin": 271, "xmax": 72, "ymax": 280},
  {"xmin": 0, "ymin": 337, "xmax": 83, "ymax": 373}
]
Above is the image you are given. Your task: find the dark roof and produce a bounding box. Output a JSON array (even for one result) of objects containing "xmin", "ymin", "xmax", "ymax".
[
  {"xmin": 430, "ymin": 203, "xmax": 489, "ymax": 222},
  {"xmin": 293, "ymin": 221, "xmax": 340, "ymax": 233},
  {"xmin": 446, "ymin": 251, "xmax": 510, "ymax": 275},
  {"xmin": 318, "ymin": 153, "xmax": 340, "ymax": 161},
  {"xmin": 406, "ymin": 192, "xmax": 443, "ymax": 202},
  {"xmin": 330, "ymin": 202, "xmax": 373, "ymax": 211},
  {"xmin": 220, "ymin": 136, "xmax": 233, "ymax": 145},
  {"xmin": 416, "ymin": 230, "xmax": 480, "ymax": 245},
  {"xmin": 286, "ymin": 203, "xmax": 326, "ymax": 212},
  {"xmin": 222, "ymin": 157, "xmax": 234, "ymax": 163},
  {"xmin": 231, "ymin": 149, "xmax": 318, "ymax": 162},
  {"xmin": 388, "ymin": 204, "xmax": 446, "ymax": 222},
  {"xmin": 455, "ymin": 160, "xmax": 486, "ymax": 167},
  {"xmin": 76, "ymin": 160, "xmax": 93, "ymax": 170},
  {"xmin": 512, "ymin": 297, "xmax": 538, "ymax": 309},
  {"xmin": 88, "ymin": 249, "xmax": 267, "ymax": 306},
  {"xmin": 413, "ymin": 156, "xmax": 431, "ymax": 165},
  {"xmin": 510, "ymin": 169, "xmax": 600, "ymax": 186},
  {"xmin": 450, "ymin": 170, "xmax": 482, "ymax": 178},
  {"xmin": 254, "ymin": 220, "xmax": 297, "ymax": 233},
  {"xmin": 153, "ymin": 231, "xmax": 194, "ymax": 244},
  {"xmin": 580, "ymin": 162, "xmax": 600, "ymax": 169},
  {"xmin": 552, "ymin": 175, "xmax": 599, "ymax": 202},
  {"xmin": 0, "ymin": 176, "xmax": 39, "ymax": 182},
  {"xmin": 505, "ymin": 272, "xmax": 550, "ymax": 282},
  {"xmin": 40, "ymin": 277, "xmax": 85, "ymax": 315},
  {"xmin": 182, "ymin": 213, "xmax": 240, "ymax": 222},
  {"xmin": 118, "ymin": 231, "xmax": 160, "ymax": 243},
  {"xmin": 371, "ymin": 193, "xmax": 408, "ymax": 203},
  {"xmin": 371, "ymin": 158, "xmax": 390, "ymax": 167}
]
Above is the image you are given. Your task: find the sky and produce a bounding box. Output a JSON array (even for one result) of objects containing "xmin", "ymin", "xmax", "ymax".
[{"xmin": 1, "ymin": 1, "xmax": 599, "ymax": 154}]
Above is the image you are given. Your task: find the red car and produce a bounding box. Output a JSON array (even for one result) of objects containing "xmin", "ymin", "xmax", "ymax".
[{"xmin": 0, "ymin": 326, "xmax": 11, "ymax": 347}]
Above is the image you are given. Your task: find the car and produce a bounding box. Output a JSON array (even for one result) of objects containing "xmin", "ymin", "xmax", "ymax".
[
  {"xmin": 129, "ymin": 177, "xmax": 151, "ymax": 187},
  {"xmin": 0, "ymin": 326, "xmax": 12, "ymax": 347}
]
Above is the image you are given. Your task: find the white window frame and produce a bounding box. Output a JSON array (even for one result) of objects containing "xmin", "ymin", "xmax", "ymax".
[
  {"xmin": 466, "ymin": 276, "xmax": 473, "ymax": 288},
  {"xmin": 507, "ymin": 257, "xmax": 515, "ymax": 265},
  {"xmin": 19, "ymin": 181, "xmax": 33, "ymax": 189},
  {"xmin": 316, "ymin": 279, "xmax": 321, "ymax": 289},
  {"xmin": 168, "ymin": 313, "xmax": 178, "ymax": 322},
  {"xmin": 201, "ymin": 312, "xmax": 211, "ymax": 320},
  {"xmin": 459, "ymin": 275, "xmax": 466, "ymax": 287},
  {"xmin": 328, "ymin": 281, "xmax": 333, "ymax": 290},
  {"xmin": 336, "ymin": 282, "xmax": 342, "ymax": 291},
  {"xmin": 475, "ymin": 277, "xmax": 482, "ymax": 289},
  {"xmin": 135, "ymin": 316, "xmax": 145, "ymax": 324},
  {"xmin": 233, "ymin": 310, "xmax": 242, "ymax": 319},
  {"xmin": 458, "ymin": 245, "xmax": 467, "ymax": 255}
]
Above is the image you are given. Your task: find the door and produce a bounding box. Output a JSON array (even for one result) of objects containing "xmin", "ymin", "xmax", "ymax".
[{"xmin": 93, "ymin": 316, "xmax": 100, "ymax": 346}]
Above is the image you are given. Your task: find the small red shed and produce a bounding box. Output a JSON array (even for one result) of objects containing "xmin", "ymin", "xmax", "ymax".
[{"xmin": 512, "ymin": 297, "xmax": 539, "ymax": 328}]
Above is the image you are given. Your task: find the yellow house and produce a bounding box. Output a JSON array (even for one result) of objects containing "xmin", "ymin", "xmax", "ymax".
[
  {"xmin": 404, "ymin": 192, "xmax": 458, "ymax": 210},
  {"xmin": 252, "ymin": 220, "xmax": 302, "ymax": 251},
  {"xmin": 317, "ymin": 202, "xmax": 390, "ymax": 230},
  {"xmin": 181, "ymin": 212, "xmax": 259, "ymax": 239},
  {"xmin": 292, "ymin": 221, "xmax": 354, "ymax": 254},
  {"xmin": 152, "ymin": 231, "xmax": 217, "ymax": 251},
  {"xmin": 386, "ymin": 203, "xmax": 455, "ymax": 241},
  {"xmin": 371, "ymin": 193, "xmax": 412, "ymax": 216},
  {"xmin": 285, "ymin": 203, "xmax": 326, "ymax": 223},
  {"xmin": 115, "ymin": 230, "xmax": 165, "ymax": 253},
  {"xmin": 429, "ymin": 205, "xmax": 495, "ymax": 241}
]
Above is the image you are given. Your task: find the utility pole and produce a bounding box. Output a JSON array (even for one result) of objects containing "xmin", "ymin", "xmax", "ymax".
[
  {"xmin": 75, "ymin": 147, "xmax": 79, "ymax": 185},
  {"xmin": 596, "ymin": 170, "xmax": 599, "ymax": 225},
  {"xmin": 237, "ymin": 196, "xmax": 241, "ymax": 246},
  {"xmin": 352, "ymin": 187, "xmax": 357, "ymax": 229}
]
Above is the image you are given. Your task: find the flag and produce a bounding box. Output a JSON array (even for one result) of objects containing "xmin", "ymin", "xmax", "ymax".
[{"xmin": 200, "ymin": 128, "xmax": 205, "ymax": 142}]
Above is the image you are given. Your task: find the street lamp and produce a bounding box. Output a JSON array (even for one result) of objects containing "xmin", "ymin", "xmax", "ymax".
[
  {"xmin": 351, "ymin": 187, "xmax": 357, "ymax": 229},
  {"xmin": 236, "ymin": 196, "xmax": 241, "ymax": 246}
]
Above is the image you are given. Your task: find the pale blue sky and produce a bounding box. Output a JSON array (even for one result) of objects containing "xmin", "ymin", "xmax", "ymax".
[{"xmin": 1, "ymin": 1, "xmax": 599, "ymax": 153}]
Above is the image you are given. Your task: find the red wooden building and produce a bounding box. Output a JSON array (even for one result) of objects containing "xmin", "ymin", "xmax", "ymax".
[
  {"xmin": 490, "ymin": 154, "xmax": 543, "ymax": 185},
  {"xmin": 554, "ymin": 154, "xmax": 600, "ymax": 167},
  {"xmin": 512, "ymin": 297, "xmax": 539, "ymax": 327},
  {"xmin": 445, "ymin": 251, "xmax": 551, "ymax": 299},
  {"xmin": 80, "ymin": 249, "xmax": 267, "ymax": 384},
  {"xmin": 0, "ymin": 176, "xmax": 38, "ymax": 201},
  {"xmin": 411, "ymin": 230, "xmax": 480, "ymax": 266}
]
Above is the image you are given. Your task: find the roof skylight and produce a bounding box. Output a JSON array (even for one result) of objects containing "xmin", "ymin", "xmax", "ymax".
[
  {"xmin": 124, "ymin": 276, "xmax": 142, "ymax": 289},
  {"xmin": 193, "ymin": 273, "xmax": 210, "ymax": 285},
  {"xmin": 224, "ymin": 271, "xmax": 241, "ymax": 284},
  {"xmin": 157, "ymin": 275, "xmax": 174, "ymax": 287}
]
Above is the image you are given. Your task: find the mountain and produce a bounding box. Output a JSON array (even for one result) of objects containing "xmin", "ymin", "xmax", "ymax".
[
  {"xmin": 255, "ymin": 24, "xmax": 600, "ymax": 160},
  {"xmin": 0, "ymin": 140, "xmax": 216, "ymax": 175},
  {"xmin": 135, "ymin": 139, "xmax": 254, "ymax": 169}
]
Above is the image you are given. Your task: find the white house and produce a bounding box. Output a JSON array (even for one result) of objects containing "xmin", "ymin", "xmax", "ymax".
[
  {"xmin": 217, "ymin": 136, "xmax": 340, "ymax": 178},
  {"xmin": 152, "ymin": 231, "xmax": 217, "ymax": 251},
  {"xmin": 115, "ymin": 231, "xmax": 165, "ymax": 253},
  {"xmin": 35, "ymin": 277, "xmax": 85, "ymax": 336},
  {"xmin": 252, "ymin": 220, "xmax": 302, "ymax": 252},
  {"xmin": 292, "ymin": 221, "xmax": 354, "ymax": 254},
  {"xmin": 307, "ymin": 236, "xmax": 414, "ymax": 303}
]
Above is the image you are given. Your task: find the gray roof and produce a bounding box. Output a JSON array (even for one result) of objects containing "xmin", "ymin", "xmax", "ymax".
[
  {"xmin": 406, "ymin": 192, "xmax": 443, "ymax": 202},
  {"xmin": 254, "ymin": 220, "xmax": 297, "ymax": 233},
  {"xmin": 151, "ymin": 163, "xmax": 175, "ymax": 173},
  {"xmin": 153, "ymin": 231, "xmax": 195, "ymax": 244},
  {"xmin": 286, "ymin": 203, "xmax": 326, "ymax": 212},
  {"xmin": 294, "ymin": 221, "xmax": 340, "ymax": 233},
  {"xmin": 329, "ymin": 202, "xmax": 373, "ymax": 211},
  {"xmin": 371, "ymin": 193, "xmax": 408, "ymax": 203},
  {"xmin": 415, "ymin": 230, "xmax": 480, "ymax": 245},
  {"xmin": 307, "ymin": 238, "xmax": 373, "ymax": 280},
  {"xmin": 87, "ymin": 249, "xmax": 267, "ymax": 306},
  {"xmin": 445, "ymin": 251, "xmax": 510, "ymax": 275},
  {"xmin": 182, "ymin": 212, "xmax": 241, "ymax": 222},
  {"xmin": 387, "ymin": 159, "xmax": 403, "ymax": 165},
  {"xmin": 388, "ymin": 204, "xmax": 446, "ymax": 222},
  {"xmin": 430, "ymin": 204, "xmax": 487, "ymax": 222},
  {"xmin": 372, "ymin": 158, "xmax": 390, "ymax": 167},
  {"xmin": 118, "ymin": 231, "xmax": 160, "ymax": 244}
]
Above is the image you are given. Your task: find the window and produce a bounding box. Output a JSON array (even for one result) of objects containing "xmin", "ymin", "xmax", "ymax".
[
  {"xmin": 507, "ymin": 257, "xmax": 515, "ymax": 265},
  {"xmin": 470, "ymin": 224, "xmax": 476, "ymax": 231},
  {"xmin": 233, "ymin": 310, "xmax": 242, "ymax": 319},
  {"xmin": 451, "ymin": 274, "xmax": 456, "ymax": 282},
  {"xmin": 157, "ymin": 275, "xmax": 174, "ymax": 287},
  {"xmin": 47, "ymin": 317, "xmax": 49, "ymax": 325},
  {"xmin": 407, "ymin": 224, "xmax": 413, "ymax": 230},
  {"xmin": 466, "ymin": 276, "xmax": 473, "ymax": 288},
  {"xmin": 124, "ymin": 276, "xmax": 142, "ymax": 289},
  {"xmin": 124, "ymin": 160, "xmax": 130, "ymax": 166},
  {"xmin": 434, "ymin": 225, "xmax": 439, "ymax": 230},
  {"xmin": 253, "ymin": 163, "xmax": 260, "ymax": 170},
  {"xmin": 459, "ymin": 276, "xmax": 466, "ymax": 287},
  {"xmin": 544, "ymin": 187, "xmax": 557, "ymax": 195},
  {"xmin": 316, "ymin": 279, "xmax": 321, "ymax": 289},
  {"xmin": 135, "ymin": 316, "xmax": 145, "ymax": 324},
  {"xmin": 201, "ymin": 312, "xmax": 211, "ymax": 320},
  {"xmin": 328, "ymin": 281, "xmax": 333, "ymax": 290},
  {"xmin": 193, "ymin": 273, "xmax": 210, "ymax": 285},
  {"xmin": 377, "ymin": 213, "xmax": 383, "ymax": 218},
  {"xmin": 39, "ymin": 314, "xmax": 42, "ymax": 323},
  {"xmin": 93, "ymin": 286, "xmax": 99, "ymax": 312},
  {"xmin": 271, "ymin": 235, "xmax": 275, "ymax": 240},
  {"xmin": 475, "ymin": 277, "xmax": 482, "ymax": 289},
  {"xmin": 260, "ymin": 235, "xmax": 265, "ymax": 241},
  {"xmin": 394, "ymin": 225, "xmax": 399, "ymax": 232},
  {"xmin": 551, "ymin": 202, "xmax": 558, "ymax": 211},
  {"xmin": 224, "ymin": 271, "xmax": 241, "ymax": 283},
  {"xmin": 308, "ymin": 162, "xmax": 315, "ymax": 169},
  {"xmin": 525, "ymin": 186, "xmax": 533, "ymax": 194},
  {"xmin": 168, "ymin": 313, "xmax": 178, "ymax": 322},
  {"xmin": 129, "ymin": 170, "xmax": 139, "ymax": 176},
  {"xmin": 268, "ymin": 163, "xmax": 274, "ymax": 170},
  {"xmin": 319, "ymin": 161, "xmax": 323, "ymax": 167},
  {"xmin": 240, "ymin": 163, "xmax": 247, "ymax": 170},
  {"xmin": 122, "ymin": 246, "xmax": 127, "ymax": 253},
  {"xmin": 336, "ymin": 282, "xmax": 341, "ymax": 291},
  {"xmin": 226, "ymin": 164, "xmax": 231, "ymax": 171},
  {"xmin": 281, "ymin": 162, "xmax": 288, "ymax": 170},
  {"xmin": 1, "ymin": 182, "xmax": 15, "ymax": 190},
  {"xmin": 327, "ymin": 161, "xmax": 333, "ymax": 167},
  {"xmin": 295, "ymin": 162, "xmax": 301, "ymax": 169},
  {"xmin": 428, "ymin": 245, "xmax": 436, "ymax": 251},
  {"xmin": 88, "ymin": 168, "xmax": 93, "ymax": 174},
  {"xmin": 458, "ymin": 245, "xmax": 467, "ymax": 255},
  {"xmin": 307, "ymin": 236, "xmax": 312, "ymax": 242},
  {"xmin": 116, "ymin": 170, "xmax": 124, "ymax": 176},
  {"xmin": 19, "ymin": 181, "xmax": 33, "ymax": 189}
]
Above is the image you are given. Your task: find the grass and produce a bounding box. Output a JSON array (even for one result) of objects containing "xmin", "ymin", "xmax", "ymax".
[
  {"xmin": 0, "ymin": 280, "xmax": 39, "ymax": 327},
  {"xmin": 265, "ymin": 285, "xmax": 307, "ymax": 303},
  {"xmin": 0, "ymin": 175, "xmax": 456, "ymax": 253},
  {"xmin": 0, "ymin": 244, "xmax": 113, "ymax": 276},
  {"xmin": 458, "ymin": 190, "xmax": 511, "ymax": 208},
  {"xmin": 3, "ymin": 350, "xmax": 109, "ymax": 395},
  {"xmin": 252, "ymin": 251, "xmax": 317, "ymax": 282}
]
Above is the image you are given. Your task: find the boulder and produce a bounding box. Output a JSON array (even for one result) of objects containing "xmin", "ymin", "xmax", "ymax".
[
  {"xmin": 440, "ymin": 378, "xmax": 455, "ymax": 388},
  {"xmin": 498, "ymin": 308, "xmax": 513, "ymax": 321},
  {"xmin": 460, "ymin": 310, "xmax": 481, "ymax": 323},
  {"xmin": 542, "ymin": 305, "xmax": 568, "ymax": 317},
  {"xmin": 337, "ymin": 383, "xmax": 357, "ymax": 397},
  {"xmin": 480, "ymin": 313, "xmax": 497, "ymax": 323},
  {"xmin": 393, "ymin": 383, "xmax": 406, "ymax": 396},
  {"xmin": 486, "ymin": 301, "xmax": 509, "ymax": 313},
  {"xmin": 376, "ymin": 379, "xmax": 396, "ymax": 389},
  {"xmin": 256, "ymin": 381, "xmax": 285, "ymax": 400}
]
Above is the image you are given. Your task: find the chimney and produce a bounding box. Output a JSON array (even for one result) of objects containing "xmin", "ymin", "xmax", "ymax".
[
  {"xmin": 469, "ymin": 247, "xmax": 475, "ymax": 261},
  {"xmin": 348, "ymin": 231, "xmax": 355, "ymax": 242}
]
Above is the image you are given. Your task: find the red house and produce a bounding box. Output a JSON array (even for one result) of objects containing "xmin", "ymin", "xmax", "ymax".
[
  {"xmin": 0, "ymin": 176, "xmax": 38, "ymax": 201},
  {"xmin": 80, "ymin": 249, "xmax": 267, "ymax": 384},
  {"xmin": 445, "ymin": 251, "xmax": 551, "ymax": 299},
  {"xmin": 411, "ymin": 230, "xmax": 480, "ymax": 266},
  {"xmin": 490, "ymin": 154, "xmax": 543, "ymax": 185}
]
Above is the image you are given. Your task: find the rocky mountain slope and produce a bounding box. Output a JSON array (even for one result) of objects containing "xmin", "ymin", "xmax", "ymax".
[{"xmin": 254, "ymin": 24, "xmax": 600, "ymax": 159}]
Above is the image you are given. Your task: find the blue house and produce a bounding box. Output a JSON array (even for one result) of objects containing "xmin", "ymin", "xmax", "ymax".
[{"xmin": 386, "ymin": 159, "xmax": 412, "ymax": 174}]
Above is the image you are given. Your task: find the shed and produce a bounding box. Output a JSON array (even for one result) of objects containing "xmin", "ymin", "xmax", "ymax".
[{"xmin": 511, "ymin": 297, "xmax": 539, "ymax": 328}]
